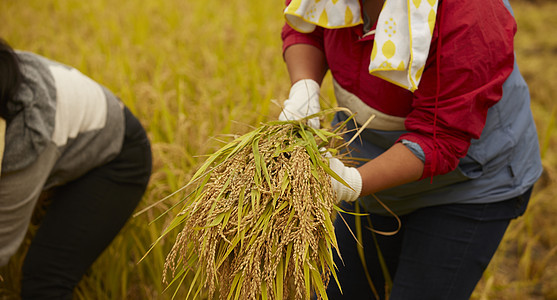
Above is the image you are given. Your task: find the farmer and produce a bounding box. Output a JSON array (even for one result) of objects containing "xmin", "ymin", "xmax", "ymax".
[
  {"xmin": 0, "ymin": 39, "xmax": 152, "ymax": 298},
  {"xmin": 279, "ymin": 0, "xmax": 542, "ymax": 298}
]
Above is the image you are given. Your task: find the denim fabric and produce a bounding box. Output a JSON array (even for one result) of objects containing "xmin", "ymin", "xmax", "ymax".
[{"xmin": 326, "ymin": 187, "xmax": 532, "ymax": 299}]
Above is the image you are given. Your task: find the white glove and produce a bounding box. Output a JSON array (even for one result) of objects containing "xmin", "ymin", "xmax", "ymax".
[
  {"xmin": 328, "ymin": 157, "xmax": 362, "ymax": 203},
  {"xmin": 279, "ymin": 79, "xmax": 321, "ymax": 128}
]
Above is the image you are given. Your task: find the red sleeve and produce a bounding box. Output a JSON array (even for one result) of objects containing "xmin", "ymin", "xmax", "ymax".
[
  {"xmin": 398, "ymin": 0, "xmax": 517, "ymax": 179},
  {"xmin": 281, "ymin": 0, "xmax": 325, "ymax": 55}
]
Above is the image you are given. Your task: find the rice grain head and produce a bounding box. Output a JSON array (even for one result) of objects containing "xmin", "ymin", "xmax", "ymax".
[{"xmin": 161, "ymin": 114, "xmax": 356, "ymax": 300}]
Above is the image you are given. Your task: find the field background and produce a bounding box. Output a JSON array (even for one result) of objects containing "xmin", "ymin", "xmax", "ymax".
[{"xmin": 0, "ymin": 0, "xmax": 556, "ymax": 299}]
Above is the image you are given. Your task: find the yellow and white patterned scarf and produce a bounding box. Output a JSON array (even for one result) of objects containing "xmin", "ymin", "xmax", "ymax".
[{"xmin": 285, "ymin": 0, "xmax": 438, "ymax": 92}]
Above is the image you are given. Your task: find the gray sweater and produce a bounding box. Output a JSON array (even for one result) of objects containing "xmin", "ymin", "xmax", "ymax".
[{"xmin": 1, "ymin": 51, "xmax": 125, "ymax": 189}]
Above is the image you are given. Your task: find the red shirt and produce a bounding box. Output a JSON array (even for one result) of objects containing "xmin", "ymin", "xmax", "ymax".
[{"xmin": 282, "ymin": 0, "xmax": 516, "ymax": 178}]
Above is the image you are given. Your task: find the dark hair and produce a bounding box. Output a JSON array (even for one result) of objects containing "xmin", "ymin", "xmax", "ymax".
[{"xmin": 0, "ymin": 38, "xmax": 22, "ymax": 122}]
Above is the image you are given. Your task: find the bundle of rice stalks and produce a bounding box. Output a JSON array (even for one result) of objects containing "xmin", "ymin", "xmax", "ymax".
[{"xmin": 157, "ymin": 114, "xmax": 358, "ymax": 300}]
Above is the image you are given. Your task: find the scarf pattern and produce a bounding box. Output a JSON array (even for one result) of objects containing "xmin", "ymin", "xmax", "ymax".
[{"xmin": 284, "ymin": 0, "xmax": 438, "ymax": 91}]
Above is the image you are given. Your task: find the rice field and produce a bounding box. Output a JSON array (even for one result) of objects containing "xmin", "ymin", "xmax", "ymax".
[{"xmin": 1, "ymin": 0, "xmax": 556, "ymax": 299}]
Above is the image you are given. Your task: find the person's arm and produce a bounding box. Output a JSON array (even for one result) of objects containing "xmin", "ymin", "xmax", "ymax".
[
  {"xmin": 284, "ymin": 44, "xmax": 328, "ymax": 85},
  {"xmin": 280, "ymin": 15, "xmax": 423, "ymax": 199},
  {"xmin": 279, "ymin": 44, "xmax": 329, "ymax": 128},
  {"xmin": 330, "ymin": 142, "xmax": 424, "ymax": 202},
  {"xmin": 282, "ymin": 39, "xmax": 424, "ymax": 199},
  {"xmin": 357, "ymin": 142, "xmax": 424, "ymax": 196}
]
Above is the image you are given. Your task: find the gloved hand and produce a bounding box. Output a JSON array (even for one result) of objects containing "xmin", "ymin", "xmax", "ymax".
[
  {"xmin": 279, "ymin": 79, "xmax": 321, "ymax": 128},
  {"xmin": 328, "ymin": 157, "xmax": 362, "ymax": 203}
]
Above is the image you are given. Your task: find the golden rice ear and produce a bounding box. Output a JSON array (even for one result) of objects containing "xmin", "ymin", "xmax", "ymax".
[{"xmin": 153, "ymin": 111, "xmax": 358, "ymax": 300}]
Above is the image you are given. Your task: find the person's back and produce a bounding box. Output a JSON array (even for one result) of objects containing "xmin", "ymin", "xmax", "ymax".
[{"xmin": 0, "ymin": 39, "xmax": 152, "ymax": 298}]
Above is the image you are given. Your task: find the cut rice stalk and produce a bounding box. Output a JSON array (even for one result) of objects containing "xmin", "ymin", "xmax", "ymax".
[{"xmin": 162, "ymin": 115, "xmax": 356, "ymax": 300}]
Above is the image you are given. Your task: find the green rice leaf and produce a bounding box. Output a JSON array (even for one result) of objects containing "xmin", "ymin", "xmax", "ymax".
[
  {"xmin": 311, "ymin": 261, "xmax": 329, "ymax": 300},
  {"xmin": 280, "ymin": 171, "xmax": 290, "ymax": 197},
  {"xmin": 322, "ymin": 206, "xmax": 337, "ymax": 245},
  {"xmin": 320, "ymin": 239, "xmax": 341, "ymax": 294},
  {"xmin": 284, "ymin": 242, "xmax": 293, "ymax": 278},
  {"xmin": 303, "ymin": 262, "xmax": 311, "ymax": 300},
  {"xmin": 355, "ymin": 203, "xmax": 380, "ymax": 299},
  {"xmin": 251, "ymin": 189, "xmax": 261, "ymax": 208},
  {"xmin": 170, "ymin": 270, "xmax": 187, "ymax": 300},
  {"xmin": 309, "ymin": 126, "xmax": 330, "ymax": 144},
  {"xmin": 163, "ymin": 266, "xmax": 186, "ymax": 294},
  {"xmin": 238, "ymin": 186, "xmax": 245, "ymax": 247},
  {"xmin": 319, "ymin": 159, "xmax": 354, "ymax": 191},
  {"xmin": 205, "ymin": 212, "xmax": 226, "ymax": 228},
  {"xmin": 333, "ymin": 204, "xmax": 369, "ymax": 216},
  {"xmin": 261, "ymin": 281, "xmax": 268, "ymax": 300},
  {"xmin": 234, "ymin": 275, "xmax": 244, "ymax": 300},
  {"xmin": 227, "ymin": 273, "xmax": 242, "ymax": 300},
  {"xmin": 216, "ymin": 231, "xmax": 243, "ymax": 268},
  {"xmin": 276, "ymin": 258, "xmax": 284, "ymax": 300},
  {"xmin": 184, "ymin": 267, "xmax": 203, "ymax": 300},
  {"xmin": 253, "ymin": 137, "xmax": 262, "ymax": 185}
]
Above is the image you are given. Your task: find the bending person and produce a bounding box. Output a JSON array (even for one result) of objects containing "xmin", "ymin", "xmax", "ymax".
[{"xmin": 0, "ymin": 38, "xmax": 152, "ymax": 299}]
